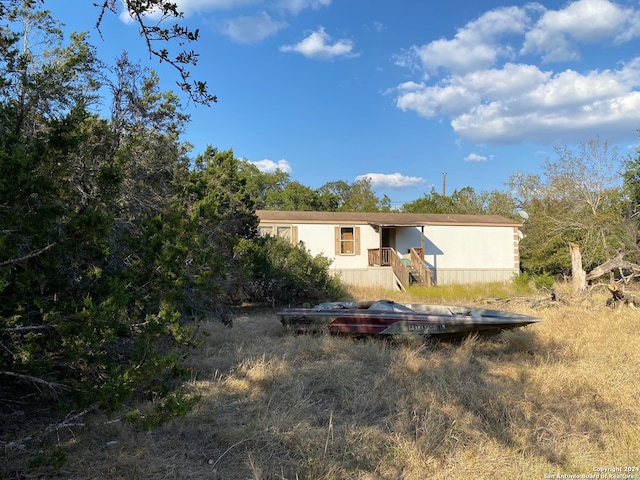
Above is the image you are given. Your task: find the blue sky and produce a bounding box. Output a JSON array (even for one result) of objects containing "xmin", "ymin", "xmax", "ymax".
[{"xmin": 47, "ymin": 0, "xmax": 640, "ymax": 206}]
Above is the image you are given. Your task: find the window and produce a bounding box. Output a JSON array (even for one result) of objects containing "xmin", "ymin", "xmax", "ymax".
[
  {"xmin": 258, "ymin": 225, "xmax": 274, "ymax": 237},
  {"xmin": 341, "ymin": 227, "xmax": 355, "ymax": 254},
  {"xmin": 335, "ymin": 226, "xmax": 360, "ymax": 255},
  {"xmin": 276, "ymin": 226, "xmax": 291, "ymax": 240},
  {"xmin": 258, "ymin": 224, "xmax": 298, "ymax": 244}
]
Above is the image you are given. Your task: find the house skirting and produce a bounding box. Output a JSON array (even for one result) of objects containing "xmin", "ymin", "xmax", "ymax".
[
  {"xmin": 431, "ymin": 268, "xmax": 518, "ymax": 285},
  {"xmin": 331, "ymin": 267, "xmax": 400, "ymax": 290},
  {"xmin": 332, "ymin": 267, "xmax": 518, "ymax": 288}
]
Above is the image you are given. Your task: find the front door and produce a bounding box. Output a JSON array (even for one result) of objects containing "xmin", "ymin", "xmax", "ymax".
[{"xmin": 381, "ymin": 227, "xmax": 396, "ymax": 250}]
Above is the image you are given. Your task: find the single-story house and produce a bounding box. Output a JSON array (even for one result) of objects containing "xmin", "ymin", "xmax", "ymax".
[{"xmin": 256, "ymin": 210, "xmax": 523, "ymax": 289}]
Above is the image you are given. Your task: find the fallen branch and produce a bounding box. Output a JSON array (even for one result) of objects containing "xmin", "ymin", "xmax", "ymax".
[
  {"xmin": 586, "ymin": 251, "xmax": 640, "ymax": 282},
  {"xmin": 0, "ymin": 409, "xmax": 90, "ymax": 450},
  {"xmin": 484, "ymin": 288, "xmax": 565, "ymax": 308}
]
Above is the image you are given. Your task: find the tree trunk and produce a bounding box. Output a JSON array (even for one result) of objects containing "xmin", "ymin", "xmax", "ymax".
[
  {"xmin": 570, "ymin": 243, "xmax": 586, "ymax": 293},
  {"xmin": 585, "ymin": 251, "xmax": 640, "ymax": 282}
]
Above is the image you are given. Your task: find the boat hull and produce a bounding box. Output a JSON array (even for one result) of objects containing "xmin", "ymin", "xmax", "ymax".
[{"xmin": 277, "ymin": 300, "xmax": 541, "ymax": 338}]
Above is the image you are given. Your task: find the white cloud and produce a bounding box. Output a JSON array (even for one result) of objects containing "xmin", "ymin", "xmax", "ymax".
[
  {"xmin": 397, "ymin": 58, "xmax": 640, "ymax": 144},
  {"xmin": 396, "ymin": 63, "xmax": 551, "ymax": 118},
  {"xmin": 355, "ymin": 173, "xmax": 425, "ymax": 189},
  {"xmin": 393, "ymin": 3, "xmax": 630, "ymax": 75},
  {"xmin": 465, "ymin": 153, "xmax": 488, "ymax": 162},
  {"xmin": 276, "ymin": 0, "xmax": 331, "ymax": 15},
  {"xmin": 392, "ymin": 52, "xmax": 422, "ymax": 72},
  {"xmin": 452, "ymin": 90, "xmax": 640, "ymax": 144},
  {"xmin": 396, "ymin": 81, "xmax": 481, "ymax": 117},
  {"xmin": 280, "ymin": 26, "xmax": 358, "ymax": 60},
  {"xmin": 449, "ymin": 59, "xmax": 640, "ymax": 144},
  {"xmin": 411, "ymin": 6, "xmax": 531, "ymax": 75},
  {"xmin": 522, "ymin": 0, "xmax": 639, "ymax": 61},
  {"xmin": 250, "ymin": 159, "xmax": 292, "ymax": 174},
  {"xmin": 393, "ymin": 2, "xmax": 640, "ymax": 146},
  {"xmin": 221, "ymin": 12, "xmax": 287, "ymax": 44}
]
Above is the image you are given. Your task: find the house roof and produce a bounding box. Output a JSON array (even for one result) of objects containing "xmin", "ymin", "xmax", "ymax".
[{"xmin": 256, "ymin": 210, "xmax": 521, "ymax": 227}]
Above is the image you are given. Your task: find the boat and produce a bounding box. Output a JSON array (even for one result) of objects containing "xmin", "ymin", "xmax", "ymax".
[{"xmin": 277, "ymin": 300, "xmax": 542, "ymax": 338}]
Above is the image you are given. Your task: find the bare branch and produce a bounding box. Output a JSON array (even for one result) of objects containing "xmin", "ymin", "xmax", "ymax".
[
  {"xmin": 2, "ymin": 324, "xmax": 57, "ymax": 333},
  {"xmin": 0, "ymin": 242, "xmax": 57, "ymax": 267},
  {"xmin": 0, "ymin": 409, "xmax": 89, "ymax": 450},
  {"xmin": 0, "ymin": 371, "xmax": 70, "ymax": 392}
]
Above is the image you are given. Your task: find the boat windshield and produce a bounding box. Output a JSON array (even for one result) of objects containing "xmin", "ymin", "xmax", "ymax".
[
  {"xmin": 368, "ymin": 301, "xmax": 414, "ymax": 312},
  {"xmin": 314, "ymin": 300, "xmax": 415, "ymax": 312}
]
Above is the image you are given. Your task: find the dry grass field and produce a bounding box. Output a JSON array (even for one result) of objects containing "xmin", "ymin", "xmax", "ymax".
[{"xmin": 3, "ymin": 283, "xmax": 640, "ymax": 479}]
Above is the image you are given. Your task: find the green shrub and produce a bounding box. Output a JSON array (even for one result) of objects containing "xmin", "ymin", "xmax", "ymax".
[
  {"xmin": 124, "ymin": 391, "xmax": 201, "ymax": 431},
  {"xmin": 513, "ymin": 272, "xmax": 532, "ymax": 289},
  {"xmin": 533, "ymin": 271, "xmax": 555, "ymax": 290},
  {"xmin": 237, "ymin": 236, "xmax": 345, "ymax": 306}
]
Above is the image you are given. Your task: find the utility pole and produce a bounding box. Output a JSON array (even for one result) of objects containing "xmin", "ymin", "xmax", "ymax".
[{"xmin": 442, "ymin": 172, "xmax": 447, "ymax": 196}]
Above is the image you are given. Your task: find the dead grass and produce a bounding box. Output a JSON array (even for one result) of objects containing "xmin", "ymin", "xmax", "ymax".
[{"xmin": 4, "ymin": 284, "xmax": 640, "ymax": 479}]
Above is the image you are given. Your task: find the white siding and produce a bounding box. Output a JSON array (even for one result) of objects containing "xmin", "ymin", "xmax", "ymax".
[
  {"xmin": 295, "ymin": 224, "xmax": 333, "ymax": 257},
  {"xmin": 423, "ymin": 225, "xmax": 515, "ymax": 269},
  {"xmin": 296, "ymin": 223, "xmax": 377, "ymax": 269},
  {"xmin": 422, "ymin": 225, "xmax": 518, "ymax": 284}
]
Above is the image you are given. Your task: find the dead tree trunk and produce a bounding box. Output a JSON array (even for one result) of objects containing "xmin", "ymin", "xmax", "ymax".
[
  {"xmin": 586, "ymin": 250, "xmax": 640, "ymax": 283},
  {"xmin": 567, "ymin": 247, "xmax": 640, "ymax": 306},
  {"xmin": 570, "ymin": 243, "xmax": 586, "ymax": 293}
]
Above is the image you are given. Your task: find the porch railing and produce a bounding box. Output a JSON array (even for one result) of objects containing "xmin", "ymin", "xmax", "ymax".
[
  {"xmin": 368, "ymin": 247, "xmax": 392, "ymax": 266},
  {"xmin": 410, "ymin": 247, "xmax": 431, "ymax": 287},
  {"xmin": 367, "ymin": 247, "xmax": 431, "ymax": 288}
]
